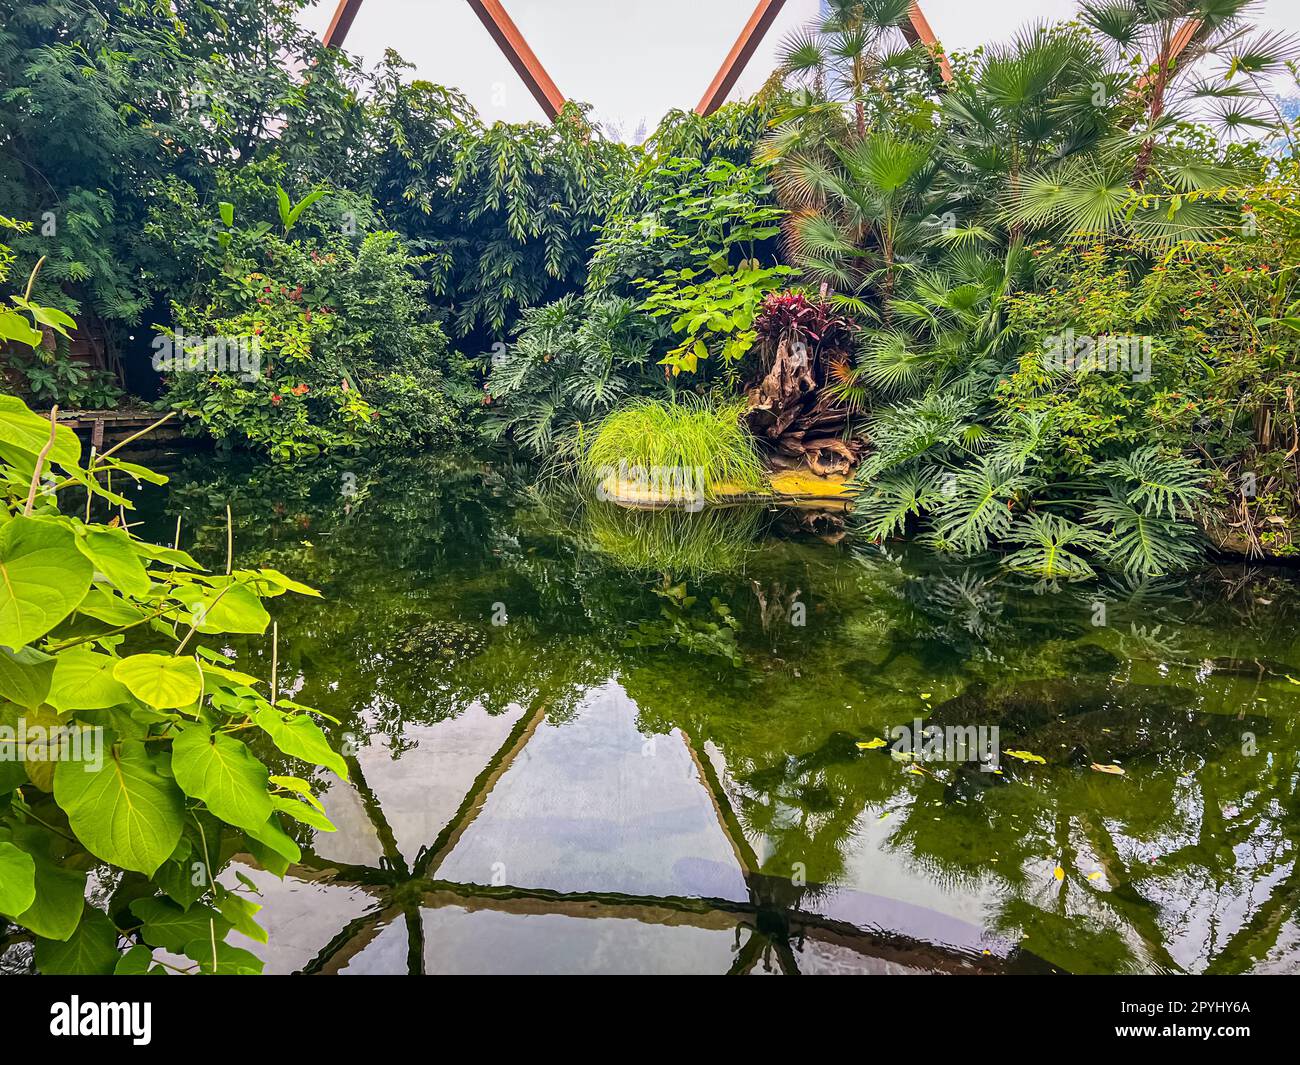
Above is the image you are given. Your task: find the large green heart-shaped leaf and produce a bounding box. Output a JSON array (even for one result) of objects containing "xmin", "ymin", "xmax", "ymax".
[
  {"xmin": 0, "ymin": 517, "xmax": 93, "ymax": 647},
  {"xmin": 170, "ymin": 580, "xmax": 270, "ymax": 635},
  {"xmin": 114, "ymin": 943, "xmax": 163, "ymax": 975},
  {"xmin": 113, "ymin": 654, "xmax": 202, "ymax": 709},
  {"xmin": 47, "ymin": 648, "xmax": 133, "ymax": 711},
  {"xmin": 242, "ymin": 811, "xmax": 301, "ymax": 865},
  {"xmin": 0, "ymin": 395, "xmax": 82, "ymax": 470},
  {"xmin": 0, "ymin": 840, "xmax": 36, "ymax": 915},
  {"xmin": 74, "ymin": 586, "xmax": 153, "ymax": 628},
  {"xmin": 253, "ymin": 706, "xmax": 348, "ymax": 780},
  {"xmin": 172, "ymin": 724, "xmax": 272, "ymax": 832},
  {"xmin": 35, "ymin": 904, "xmax": 120, "ymax": 975},
  {"xmin": 54, "ymin": 740, "xmax": 185, "ymax": 876},
  {"xmin": 183, "ymin": 937, "xmax": 263, "ymax": 975},
  {"xmin": 75, "ymin": 526, "xmax": 150, "ymax": 596},
  {"xmin": 1, "ymin": 826, "xmax": 86, "ymax": 940},
  {"xmin": 0, "ymin": 645, "xmax": 55, "ymax": 709},
  {"xmin": 131, "ymin": 896, "xmax": 231, "ymax": 953}
]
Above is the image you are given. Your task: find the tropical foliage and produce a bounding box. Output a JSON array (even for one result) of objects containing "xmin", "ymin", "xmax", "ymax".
[{"xmin": 0, "ymin": 379, "xmax": 343, "ymax": 971}]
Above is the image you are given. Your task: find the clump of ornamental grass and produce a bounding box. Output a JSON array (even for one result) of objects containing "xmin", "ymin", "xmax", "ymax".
[{"xmin": 580, "ymin": 397, "xmax": 765, "ymax": 501}]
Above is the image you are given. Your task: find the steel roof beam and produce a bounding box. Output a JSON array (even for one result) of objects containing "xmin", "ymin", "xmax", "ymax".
[{"xmin": 320, "ymin": 0, "xmax": 567, "ymax": 121}]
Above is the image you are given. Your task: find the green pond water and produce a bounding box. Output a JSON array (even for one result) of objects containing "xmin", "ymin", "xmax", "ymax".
[{"xmin": 125, "ymin": 450, "xmax": 1300, "ymax": 975}]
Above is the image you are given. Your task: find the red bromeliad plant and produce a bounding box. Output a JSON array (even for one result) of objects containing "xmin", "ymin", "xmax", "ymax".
[
  {"xmin": 754, "ymin": 291, "xmax": 856, "ymax": 353},
  {"xmin": 747, "ymin": 290, "xmax": 864, "ymax": 476}
]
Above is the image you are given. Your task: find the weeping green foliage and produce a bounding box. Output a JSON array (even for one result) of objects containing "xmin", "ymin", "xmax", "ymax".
[
  {"xmin": 581, "ymin": 398, "xmax": 765, "ymax": 498},
  {"xmin": 379, "ymin": 98, "xmax": 633, "ymax": 338}
]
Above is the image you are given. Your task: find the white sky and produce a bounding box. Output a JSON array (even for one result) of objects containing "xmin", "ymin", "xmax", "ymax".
[{"xmin": 296, "ymin": 0, "xmax": 1300, "ymax": 135}]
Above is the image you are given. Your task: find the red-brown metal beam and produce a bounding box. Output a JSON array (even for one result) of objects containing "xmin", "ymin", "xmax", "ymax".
[
  {"xmin": 320, "ymin": 0, "xmax": 567, "ymax": 121},
  {"xmin": 465, "ymin": 0, "xmax": 567, "ymax": 121},
  {"xmin": 322, "ymin": 0, "xmax": 364, "ymax": 49},
  {"xmin": 901, "ymin": 3, "xmax": 953, "ymax": 84},
  {"xmin": 697, "ymin": 0, "xmax": 788, "ymax": 116}
]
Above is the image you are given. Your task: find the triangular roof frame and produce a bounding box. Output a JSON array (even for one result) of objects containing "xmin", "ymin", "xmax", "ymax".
[{"xmin": 321, "ymin": 0, "xmax": 961, "ymax": 122}]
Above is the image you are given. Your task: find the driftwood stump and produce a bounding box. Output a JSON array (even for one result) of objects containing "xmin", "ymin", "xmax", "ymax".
[{"xmin": 745, "ymin": 336, "xmax": 862, "ymax": 477}]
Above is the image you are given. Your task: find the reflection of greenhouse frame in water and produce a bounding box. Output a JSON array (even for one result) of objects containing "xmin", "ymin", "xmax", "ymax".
[
  {"xmin": 140, "ymin": 455, "xmax": 1300, "ymax": 974},
  {"xmin": 294, "ymin": 697, "xmax": 1055, "ymax": 975}
]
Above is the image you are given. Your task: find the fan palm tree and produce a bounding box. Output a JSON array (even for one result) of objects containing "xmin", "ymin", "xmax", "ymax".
[
  {"xmin": 764, "ymin": 0, "xmax": 933, "ymax": 143},
  {"xmin": 1079, "ymin": 0, "xmax": 1300, "ymax": 186},
  {"xmin": 937, "ymin": 23, "xmax": 1117, "ymax": 235},
  {"xmin": 775, "ymin": 129, "xmax": 938, "ymax": 298}
]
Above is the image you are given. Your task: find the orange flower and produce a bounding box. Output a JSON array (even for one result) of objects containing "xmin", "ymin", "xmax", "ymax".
[{"xmin": 292, "ymin": 383, "xmax": 309, "ymax": 396}]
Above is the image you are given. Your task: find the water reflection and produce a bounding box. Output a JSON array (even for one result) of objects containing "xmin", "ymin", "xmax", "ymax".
[{"xmin": 127, "ymin": 452, "xmax": 1300, "ymax": 975}]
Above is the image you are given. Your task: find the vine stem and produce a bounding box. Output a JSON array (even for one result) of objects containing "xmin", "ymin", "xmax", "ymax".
[
  {"xmin": 46, "ymin": 411, "xmax": 177, "ymax": 496},
  {"xmin": 48, "ymin": 601, "xmax": 185, "ymax": 652},
  {"xmin": 174, "ymin": 581, "xmax": 235, "ymax": 657},
  {"xmin": 91, "ymin": 410, "xmax": 175, "ymax": 465},
  {"xmin": 23, "ymin": 405, "xmax": 59, "ymax": 515}
]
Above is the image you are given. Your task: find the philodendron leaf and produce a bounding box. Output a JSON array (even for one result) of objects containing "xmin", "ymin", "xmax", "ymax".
[
  {"xmin": 171, "ymin": 724, "xmax": 273, "ymax": 832},
  {"xmin": 0, "ymin": 645, "xmax": 56, "ymax": 709},
  {"xmin": 54, "ymin": 740, "xmax": 185, "ymax": 876},
  {"xmin": 0, "ymin": 517, "xmax": 94, "ymax": 647},
  {"xmin": 0, "ymin": 840, "xmax": 37, "ymax": 915},
  {"xmin": 35, "ymin": 904, "xmax": 120, "ymax": 975},
  {"xmin": 113, "ymin": 654, "xmax": 203, "ymax": 709},
  {"xmin": 75, "ymin": 526, "xmax": 151, "ymax": 596},
  {"xmin": 47, "ymin": 648, "xmax": 133, "ymax": 711}
]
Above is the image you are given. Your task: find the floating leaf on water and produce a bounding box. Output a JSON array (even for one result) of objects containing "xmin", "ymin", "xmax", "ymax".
[
  {"xmin": 1090, "ymin": 763, "xmax": 1126, "ymax": 775},
  {"xmin": 1005, "ymin": 749, "xmax": 1046, "ymax": 764},
  {"xmin": 856, "ymin": 737, "xmax": 887, "ymax": 750}
]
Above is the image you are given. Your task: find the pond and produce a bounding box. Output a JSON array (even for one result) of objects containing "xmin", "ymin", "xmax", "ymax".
[{"xmin": 126, "ymin": 451, "xmax": 1300, "ymax": 975}]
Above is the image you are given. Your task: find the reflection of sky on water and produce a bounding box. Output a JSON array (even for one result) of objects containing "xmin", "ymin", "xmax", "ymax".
[{"xmin": 122, "ymin": 452, "xmax": 1300, "ymax": 975}]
